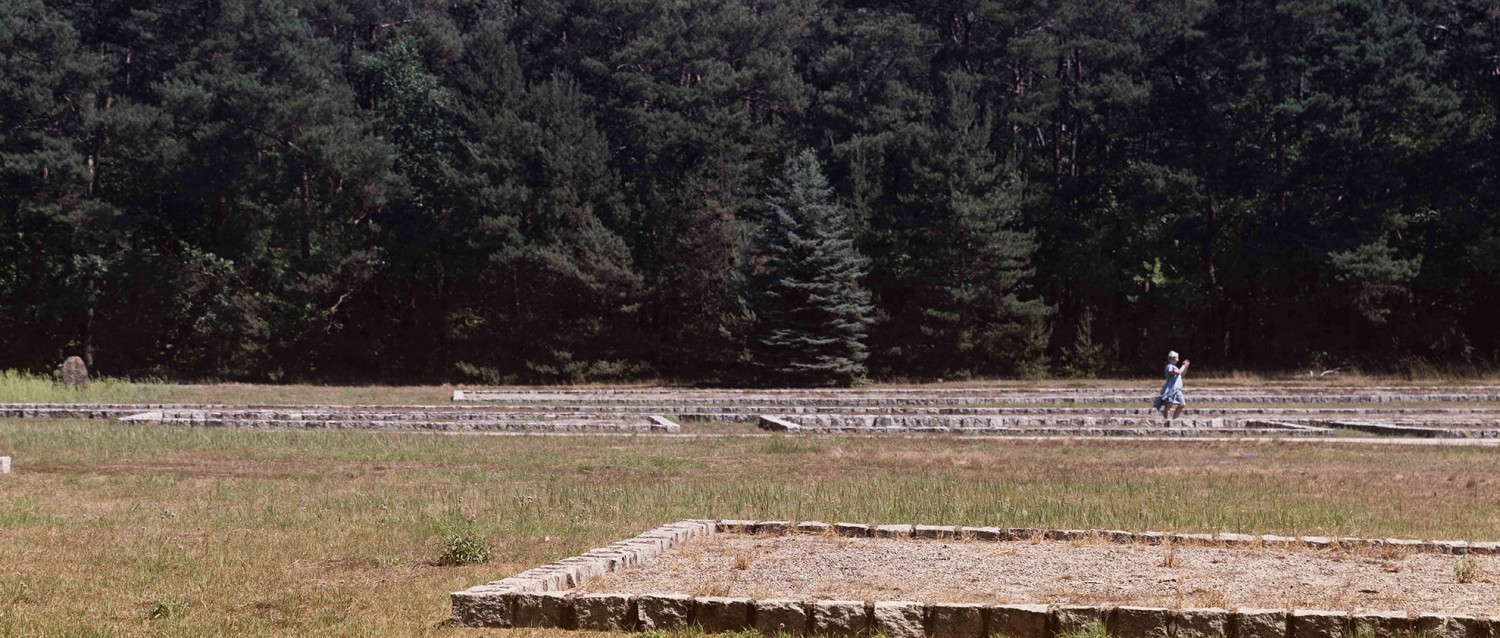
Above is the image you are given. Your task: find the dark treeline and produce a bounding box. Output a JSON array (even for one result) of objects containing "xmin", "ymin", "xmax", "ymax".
[{"xmin": 3, "ymin": 0, "xmax": 1499, "ymax": 384}]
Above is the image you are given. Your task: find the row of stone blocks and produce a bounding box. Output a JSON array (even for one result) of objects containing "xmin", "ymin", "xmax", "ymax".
[
  {"xmin": 756, "ymin": 416, "xmax": 1334, "ymax": 438},
  {"xmin": 457, "ymin": 592, "xmax": 1498, "ymax": 638},
  {"xmin": 715, "ymin": 520, "xmax": 1499, "ymax": 555},
  {"xmin": 454, "ymin": 393, "xmax": 1500, "ymax": 406},
  {"xmin": 452, "ymin": 519, "xmax": 1500, "ymax": 636},
  {"xmin": 117, "ymin": 415, "xmax": 678, "ymax": 433}
]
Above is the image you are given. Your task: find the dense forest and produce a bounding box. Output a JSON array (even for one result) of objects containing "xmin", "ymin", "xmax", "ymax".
[{"xmin": 3, "ymin": 0, "xmax": 1498, "ymax": 384}]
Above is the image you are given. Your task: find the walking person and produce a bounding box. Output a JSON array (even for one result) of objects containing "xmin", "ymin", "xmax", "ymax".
[{"xmin": 1153, "ymin": 351, "xmax": 1190, "ymax": 421}]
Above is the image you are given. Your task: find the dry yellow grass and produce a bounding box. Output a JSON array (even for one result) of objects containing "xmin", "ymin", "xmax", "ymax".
[{"xmin": 1, "ymin": 414, "xmax": 1498, "ymax": 635}]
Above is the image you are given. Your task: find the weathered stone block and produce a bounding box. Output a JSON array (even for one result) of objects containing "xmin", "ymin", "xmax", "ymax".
[
  {"xmin": 814, "ymin": 600, "xmax": 870, "ymax": 637},
  {"xmin": 1299, "ymin": 536, "xmax": 1333, "ymax": 550},
  {"xmin": 450, "ymin": 591, "xmax": 514, "ymax": 627},
  {"xmin": 963, "ymin": 526, "xmax": 1004, "ymax": 541},
  {"xmin": 990, "ymin": 604, "xmax": 1048, "ymax": 638},
  {"xmin": 1216, "ymin": 533, "xmax": 1258, "ymax": 546},
  {"xmin": 719, "ymin": 519, "xmax": 756, "ymax": 533},
  {"xmin": 914, "ymin": 525, "xmax": 961, "ymax": 540},
  {"xmin": 835, "ymin": 523, "xmax": 872, "ymax": 537},
  {"xmin": 1008, "ymin": 525, "xmax": 1044, "ymax": 540},
  {"xmin": 872, "ymin": 601, "xmax": 925, "ymax": 638},
  {"xmin": 0, "ymin": 456, "xmax": 9, "ymax": 474},
  {"xmin": 1132, "ymin": 531, "xmax": 1166, "ymax": 545},
  {"xmin": 59, "ymin": 356, "xmax": 89, "ymax": 388},
  {"xmin": 1291, "ymin": 609, "xmax": 1347, "ymax": 638},
  {"xmin": 515, "ymin": 591, "xmax": 572, "ymax": 629},
  {"xmin": 1045, "ymin": 529, "xmax": 1086, "ymax": 541},
  {"xmin": 797, "ymin": 521, "xmax": 832, "ymax": 535},
  {"xmin": 1109, "ymin": 606, "xmax": 1170, "ymax": 638},
  {"xmin": 1440, "ymin": 613, "xmax": 1489, "ymax": 638},
  {"xmin": 638, "ymin": 594, "xmax": 694, "ymax": 630},
  {"xmin": 1235, "ymin": 608, "xmax": 1289, "ymax": 638},
  {"xmin": 574, "ymin": 594, "xmax": 634, "ymax": 631},
  {"xmin": 1261, "ymin": 535, "xmax": 1298, "ymax": 549},
  {"xmin": 875, "ymin": 524, "xmax": 914, "ymax": 539},
  {"xmin": 1174, "ymin": 608, "xmax": 1228, "ymax": 638},
  {"xmin": 1436, "ymin": 541, "xmax": 1471, "ymax": 555},
  {"xmin": 929, "ymin": 603, "xmax": 986, "ymax": 638},
  {"xmin": 756, "ymin": 599, "xmax": 811, "ymax": 635},
  {"xmin": 1413, "ymin": 614, "xmax": 1457, "ymax": 638},
  {"xmin": 755, "ymin": 520, "xmax": 792, "ymax": 535},
  {"xmin": 1055, "ymin": 605, "xmax": 1108, "ymax": 636},
  {"xmin": 1352, "ymin": 611, "xmax": 1409, "ymax": 638},
  {"xmin": 1469, "ymin": 542, "xmax": 1500, "ymax": 555},
  {"xmin": 695, "ymin": 596, "xmax": 752, "ymax": 632}
]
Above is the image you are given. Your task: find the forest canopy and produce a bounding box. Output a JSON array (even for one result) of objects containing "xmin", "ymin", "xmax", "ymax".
[{"xmin": 3, "ymin": 0, "xmax": 1498, "ymax": 384}]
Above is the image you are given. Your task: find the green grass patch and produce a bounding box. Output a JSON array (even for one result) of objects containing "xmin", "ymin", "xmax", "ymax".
[{"xmin": 0, "ymin": 369, "xmax": 171, "ymax": 403}]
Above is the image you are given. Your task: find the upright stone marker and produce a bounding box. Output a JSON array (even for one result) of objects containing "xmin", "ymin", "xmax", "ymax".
[
  {"xmin": 1, "ymin": 456, "xmax": 10, "ymax": 474},
  {"xmin": 59, "ymin": 356, "xmax": 89, "ymax": 388}
]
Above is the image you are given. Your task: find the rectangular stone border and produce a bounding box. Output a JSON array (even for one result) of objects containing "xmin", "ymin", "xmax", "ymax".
[{"xmin": 451, "ymin": 520, "xmax": 1500, "ymax": 636}]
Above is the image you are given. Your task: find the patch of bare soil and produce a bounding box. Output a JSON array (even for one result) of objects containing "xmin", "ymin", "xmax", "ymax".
[{"xmin": 580, "ymin": 535, "xmax": 1500, "ymax": 615}]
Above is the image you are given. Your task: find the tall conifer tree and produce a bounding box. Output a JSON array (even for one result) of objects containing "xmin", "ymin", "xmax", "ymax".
[{"xmin": 749, "ymin": 151, "xmax": 872, "ymax": 387}]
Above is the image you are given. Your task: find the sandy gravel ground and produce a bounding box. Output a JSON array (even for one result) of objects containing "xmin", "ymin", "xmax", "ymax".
[{"xmin": 580, "ymin": 534, "xmax": 1500, "ymax": 615}]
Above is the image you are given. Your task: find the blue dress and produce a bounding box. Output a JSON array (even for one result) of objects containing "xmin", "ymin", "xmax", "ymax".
[{"xmin": 1155, "ymin": 364, "xmax": 1185, "ymax": 407}]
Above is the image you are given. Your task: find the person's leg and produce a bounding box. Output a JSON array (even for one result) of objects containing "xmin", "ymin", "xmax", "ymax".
[
  {"xmin": 1171, "ymin": 404, "xmax": 1184, "ymax": 419},
  {"xmin": 1161, "ymin": 404, "xmax": 1170, "ymax": 420}
]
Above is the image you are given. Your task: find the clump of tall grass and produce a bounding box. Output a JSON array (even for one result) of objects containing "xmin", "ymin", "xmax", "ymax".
[
  {"xmin": 436, "ymin": 530, "xmax": 493, "ymax": 566},
  {"xmin": 1454, "ymin": 557, "xmax": 1482, "ymax": 584},
  {"xmin": 147, "ymin": 599, "xmax": 187, "ymax": 621},
  {"xmin": 0, "ymin": 369, "xmax": 169, "ymax": 403},
  {"xmin": 1058, "ymin": 621, "xmax": 1112, "ymax": 638}
]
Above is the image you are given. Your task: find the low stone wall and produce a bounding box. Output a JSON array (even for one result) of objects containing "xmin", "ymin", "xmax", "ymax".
[
  {"xmin": 1317, "ymin": 420, "xmax": 1500, "ymax": 439},
  {"xmin": 454, "ymin": 389, "xmax": 1500, "ymax": 407},
  {"xmin": 756, "ymin": 415, "xmax": 1333, "ymax": 437},
  {"xmin": 450, "ymin": 520, "xmax": 1500, "ymax": 637}
]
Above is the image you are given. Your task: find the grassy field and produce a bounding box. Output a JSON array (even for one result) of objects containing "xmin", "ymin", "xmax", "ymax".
[
  {"xmin": 2, "ymin": 413, "xmax": 1499, "ymax": 636},
  {"xmin": 4, "ymin": 368, "xmax": 1499, "ymax": 406}
]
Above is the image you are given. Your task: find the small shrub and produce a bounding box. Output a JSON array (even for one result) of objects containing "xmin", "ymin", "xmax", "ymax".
[
  {"xmin": 1454, "ymin": 557, "xmax": 1480, "ymax": 583},
  {"xmin": 147, "ymin": 599, "xmax": 187, "ymax": 621},
  {"xmin": 1159, "ymin": 541, "xmax": 1179, "ymax": 568},
  {"xmin": 437, "ymin": 531, "xmax": 492, "ymax": 566}
]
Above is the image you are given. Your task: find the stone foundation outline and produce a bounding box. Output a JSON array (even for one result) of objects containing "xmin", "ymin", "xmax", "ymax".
[{"xmin": 451, "ymin": 519, "xmax": 1500, "ymax": 637}]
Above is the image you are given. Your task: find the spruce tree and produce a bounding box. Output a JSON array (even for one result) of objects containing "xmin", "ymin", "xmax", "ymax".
[{"xmin": 749, "ymin": 151, "xmax": 873, "ymax": 388}]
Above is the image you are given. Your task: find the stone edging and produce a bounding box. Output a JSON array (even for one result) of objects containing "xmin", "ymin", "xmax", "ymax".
[{"xmin": 450, "ymin": 520, "xmax": 1500, "ymax": 636}]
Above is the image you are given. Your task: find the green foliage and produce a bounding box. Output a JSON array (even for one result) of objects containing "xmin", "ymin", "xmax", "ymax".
[
  {"xmin": 0, "ymin": 370, "xmax": 167, "ymax": 403},
  {"xmin": 3, "ymin": 0, "xmax": 1500, "ymax": 381},
  {"xmin": 1454, "ymin": 556, "xmax": 1480, "ymax": 584},
  {"xmin": 749, "ymin": 151, "xmax": 873, "ymax": 387},
  {"xmin": 147, "ymin": 599, "xmax": 187, "ymax": 621},
  {"xmin": 437, "ymin": 530, "xmax": 493, "ymax": 567}
]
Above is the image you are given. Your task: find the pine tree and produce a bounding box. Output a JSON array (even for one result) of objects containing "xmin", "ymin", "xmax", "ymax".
[{"xmin": 749, "ymin": 151, "xmax": 873, "ymax": 388}]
